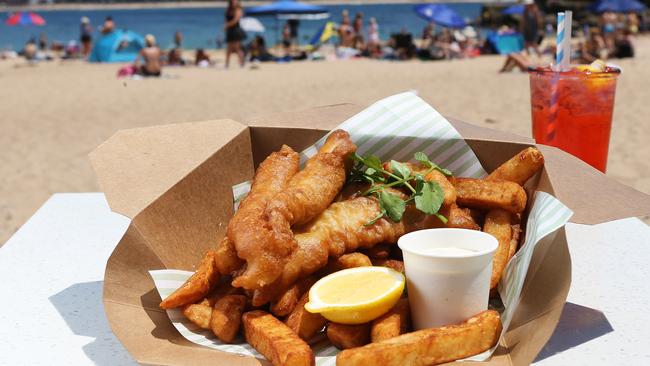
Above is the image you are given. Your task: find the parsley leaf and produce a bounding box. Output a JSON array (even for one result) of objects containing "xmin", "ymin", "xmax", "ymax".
[
  {"xmin": 414, "ymin": 181, "xmax": 445, "ymax": 215},
  {"xmin": 389, "ymin": 160, "xmax": 411, "ymax": 181},
  {"xmin": 379, "ymin": 190, "xmax": 406, "ymax": 222}
]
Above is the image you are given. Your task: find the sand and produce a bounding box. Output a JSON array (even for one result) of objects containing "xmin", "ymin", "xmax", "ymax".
[{"xmin": 2, "ymin": 38, "xmax": 649, "ymax": 245}]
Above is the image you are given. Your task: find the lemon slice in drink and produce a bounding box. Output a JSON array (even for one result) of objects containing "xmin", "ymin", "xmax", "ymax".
[{"xmin": 304, "ymin": 266, "xmax": 405, "ymax": 324}]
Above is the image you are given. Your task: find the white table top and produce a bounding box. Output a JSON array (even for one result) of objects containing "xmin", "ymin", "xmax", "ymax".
[{"xmin": 0, "ymin": 193, "xmax": 648, "ymax": 366}]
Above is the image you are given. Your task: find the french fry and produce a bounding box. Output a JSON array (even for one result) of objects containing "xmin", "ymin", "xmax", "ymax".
[
  {"xmin": 336, "ymin": 310, "xmax": 502, "ymax": 366},
  {"xmin": 371, "ymin": 259, "xmax": 405, "ymax": 274},
  {"xmin": 181, "ymin": 280, "xmax": 242, "ymax": 329},
  {"xmin": 370, "ymin": 298, "xmax": 410, "ymax": 342},
  {"xmin": 210, "ymin": 294, "xmax": 247, "ymax": 343},
  {"xmin": 326, "ymin": 252, "xmax": 372, "ymax": 273},
  {"xmin": 285, "ymin": 292, "xmax": 328, "ymax": 341},
  {"xmin": 508, "ymin": 224, "xmax": 521, "ymax": 262},
  {"xmin": 243, "ymin": 310, "xmax": 315, "ymax": 366},
  {"xmin": 327, "ymin": 323, "xmax": 371, "ymax": 350},
  {"xmin": 182, "ymin": 299, "xmax": 212, "ymax": 329},
  {"xmin": 444, "ymin": 204, "xmax": 480, "ymax": 230},
  {"xmin": 362, "ymin": 244, "xmax": 391, "ymax": 259},
  {"xmin": 483, "ymin": 209, "xmax": 513, "ymax": 289},
  {"xmin": 424, "ymin": 169, "xmax": 457, "ymax": 207},
  {"xmin": 160, "ymin": 251, "xmax": 219, "ymax": 309},
  {"xmin": 452, "ymin": 177, "xmax": 527, "ymax": 214},
  {"xmin": 487, "ymin": 147, "xmax": 544, "ymax": 186},
  {"xmin": 271, "ymin": 276, "xmax": 316, "ymax": 317}
]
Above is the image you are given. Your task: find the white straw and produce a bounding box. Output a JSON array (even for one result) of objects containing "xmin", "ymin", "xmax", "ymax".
[{"xmin": 560, "ymin": 11, "xmax": 573, "ymax": 71}]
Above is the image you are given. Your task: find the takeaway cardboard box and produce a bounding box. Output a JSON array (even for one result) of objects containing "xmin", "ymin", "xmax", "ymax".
[{"xmin": 90, "ymin": 102, "xmax": 650, "ymax": 366}]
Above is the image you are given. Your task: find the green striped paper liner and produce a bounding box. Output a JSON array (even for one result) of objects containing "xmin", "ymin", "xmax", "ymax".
[
  {"xmin": 149, "ymin": 92, "xmax": 573, "ymax": 363},
  {"xmin": 463, "ymin": 191, "xmax": 572, "ymax": 361},
  {"xmin": 233, "ymin": 91, "xmax": 487, "ymax": 207}
]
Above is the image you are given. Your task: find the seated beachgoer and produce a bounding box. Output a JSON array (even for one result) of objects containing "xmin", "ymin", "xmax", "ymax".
[
  {"xmin": 135, "ymin": 34, "xmax": 162, "ymax": 77},
  {"xmin": 248, "ymin": 35, "xmax": 274, "ymax": 62},
  {"xmin": 392, "ymin": 28, "xmax": 415, "ymax": 60},
  {"xmin": 194, "ymin": 48, "xmax": 211, "ymax": 67},
  {"xmin": 23, "ymin": 39, "xmax": 38, "ymax": 61},
  {"xmin": 613, "ymin": 29, "xmax": 634, "ymax": 59},
  {"xmin": 580, "ymin": 28, "xmax": 606, "ymax": 63},
  {"xmin": 499, "ymin": 52, "xmax": 531, "ymax": 73},
  {"xmin": 167, "ymin": 48, "xmax": 185, "ymax": 66},
  {"xmin": 101, "ymin": 16, "xmax": 115, "ymax": 35}
]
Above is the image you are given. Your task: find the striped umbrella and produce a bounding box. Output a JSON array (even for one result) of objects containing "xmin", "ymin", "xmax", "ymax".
[{"xmin": 5, "ymin": 12, "xmax": 46, "ymax": 26}]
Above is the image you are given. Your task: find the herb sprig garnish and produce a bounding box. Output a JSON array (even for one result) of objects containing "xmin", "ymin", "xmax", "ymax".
[{"xmin": 349, "ymin": 152, "xmax": 451, "ymax": 225}]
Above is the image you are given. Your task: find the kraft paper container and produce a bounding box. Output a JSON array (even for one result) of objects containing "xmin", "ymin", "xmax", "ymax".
[{"xmin": 90, "ymin": 96, "xmax": 650, "ymax": 366}]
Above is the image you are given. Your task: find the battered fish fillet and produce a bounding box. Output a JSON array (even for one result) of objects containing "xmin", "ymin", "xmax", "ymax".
[
  {"xmin": 228, "ymin": 144, "xmax": 300, "ymax": 290},
  {"xmin": 252, "ymin": 195, "xmax": 437, "ymax": 306},
  {"xmin": 233, "ymin": 130, "xmax": 357, "ymax": 290},
  {"xmin": 214, "ymin": 236, "xmax": 243, "ymax": 276}
]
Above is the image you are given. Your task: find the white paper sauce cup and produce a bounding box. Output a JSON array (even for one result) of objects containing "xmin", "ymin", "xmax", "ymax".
[{"xmin": 398, "ymin": 228, "xmax": 498, "ymax": 330}]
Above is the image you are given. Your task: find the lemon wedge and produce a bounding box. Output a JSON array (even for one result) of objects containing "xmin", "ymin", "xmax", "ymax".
[{"xmin": 304, "ymin": 266, "xmax": 405, "ymax": 324}]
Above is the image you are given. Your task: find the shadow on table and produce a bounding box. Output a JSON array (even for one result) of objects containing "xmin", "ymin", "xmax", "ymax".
[
  {"xmin": 534, "ymin": 302, "xmax": 614, "ymax": 362},
  {"xmin": 49, "ymin": 280, "xmax": 138, "ymax": 366}
]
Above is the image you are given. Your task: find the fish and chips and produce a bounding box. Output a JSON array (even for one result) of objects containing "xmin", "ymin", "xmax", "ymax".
[{"xmin": 158, "ymin": 133, "xmax": 545, "ymax": 366}]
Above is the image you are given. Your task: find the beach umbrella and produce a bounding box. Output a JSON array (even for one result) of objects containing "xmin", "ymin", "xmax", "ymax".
[
  {"xmin": 240, "ymin": 17, "xmax": 266, "ymax": 33},
  {"xmin": 502, "ymin": 5, "xmax": 524, "ymax": 15},
  {"xmin": 591, "ymin": 0, "xmax": 647, "ymax": 13},
  {"xmin": 413, "ymin": 4, "xmax": 466, "ymax": 29},
  {"xmin": 245, "ymin": 0, "xmax": 329, "ymax": 20},
  {"xmin": 309, "ymin": 21, "xmax": 336, "ymax": 47},
  {"xmin": 5, "ymin": 12, "xmax": 46, "ymax": 26}
]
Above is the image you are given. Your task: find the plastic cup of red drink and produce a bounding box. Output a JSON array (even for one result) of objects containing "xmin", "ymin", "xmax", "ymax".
[{"xmin": 529, "ymin": 63, "xmax": 620, "ymax": 172}]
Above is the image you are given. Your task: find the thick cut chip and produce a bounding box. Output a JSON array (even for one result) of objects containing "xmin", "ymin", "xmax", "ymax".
[
  {"xmin": 483, "ymin": 209, "xmax": 513, "ymax": 289},
  {"xmin": 270, "ymin": 276, "xmax": 316, "ymax": 317},
  {"xmin": 487, "ymin": 147, "xmax": 544, "ymax": 186},
  {"xmin": 370, "ymin": 298, "xmax": 411, "ymax": 342},
  {"xmin": 371, "ymin": 259, "xmax": 405, "ymax": 274},
  {"xmin": 210, "ymin": 294, "xmax": 247, "ymax": 343},
  {"xmin": 160, "ymin": 251, "xmax": 219, "ymax": 309},
  {"xmin": 327, "ymin": 322, "xmax": 371, "ymax": 350},
  {"xmin": 243, "ymin": 310, "xmax": 315, "ymax": 366},
  {"xmin": 336, "ymin": 310, "xmax": 502, "ymax": 366},
  {"xmin": 452, "ymin": 177, "xmax": 527, "ymax": 214},
  {"xmin": 182, "ymin": 299, "xmax": 212, "ymax": 330},
  {"xmin": 285, "ymin": 292, "xmax": 328, "ymax": 341}
]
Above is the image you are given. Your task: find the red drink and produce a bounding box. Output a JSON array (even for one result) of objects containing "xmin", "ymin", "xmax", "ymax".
[{"xmin": 529, "ymin": 65, "xmax": 620, "ymax": 172}]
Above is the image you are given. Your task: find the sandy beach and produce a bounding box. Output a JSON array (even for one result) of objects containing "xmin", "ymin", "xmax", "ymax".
[{"xmin": 2, "ymin": 38, "xmax": 649, "ymax": 245}]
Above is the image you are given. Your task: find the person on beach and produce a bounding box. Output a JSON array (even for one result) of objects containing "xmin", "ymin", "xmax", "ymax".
[
  {"xmin": 195, "ymin": 49, "xmax": 211, "ymax": 67},
  {"xmin": 520, "ymin": 0, "xmax": 542, "ymax": 57},
  {"xmin": 367, "ymin": 17, "xmax": 381, "ymax": 58},
  {"xmin": 174, "ymin": 31, "xmax": 183, "ymax": 48},
  {"xmin": 353, "ymin": 12, "xmax": 365, "ymax": 50},
  {"xmin": 101, "ymin": 16, "xmax": 115, "ymax": 34},
  {"xmin": 224, "ymin": 0, "xmax": 246, "ymax": 68},
  {"xmin": 135, "ymin": 34, "xmax": 162, "ymax": 77},
  {"xmin": 338, "ymin": 10, "xmax": 355, "ymax": 48},
  {"xmin": 421, "ymin": 23, "xmax": 434, "ymax": 49},
  {"xmin": 579, "ymin": 28, "xmax": 606, "ymax": 63},
  {"xmin": 80, "ymin": 17, "xmax": 93, "ymax": 58},
  {"xmin": 282, "ymin": 22, "xmax": 292, "ymax": 56}
]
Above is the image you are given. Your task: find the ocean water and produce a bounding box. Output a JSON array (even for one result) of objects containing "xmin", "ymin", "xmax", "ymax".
[{"xmin": 0, "ymin": 3, "xmax": 483, "ymax": 51}]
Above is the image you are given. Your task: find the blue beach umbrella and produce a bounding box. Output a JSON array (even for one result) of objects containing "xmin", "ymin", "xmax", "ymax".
[
  {"xmin": 502, "ymin": 5, "xmax": 525, "ymax": 15},
  {"xmin": 246, "ymin": 0, "xmax": 329, "ymax": 18},
  {"xmin": 413, "ymin": 4, "xmax": 466, "ymax": 29},
  {"xmin": 591, "ymin": 0, "xmax": 647, "ymax": 13}
]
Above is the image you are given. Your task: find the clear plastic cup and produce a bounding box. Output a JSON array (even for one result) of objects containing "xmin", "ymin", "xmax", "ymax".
[
  {"xmin": 529, "ymin": 65, "xmax": 620, "ymax": 172},
  {"xmin": 398, "ymin": 229, "xmax": 498, "ymax": 329}
]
